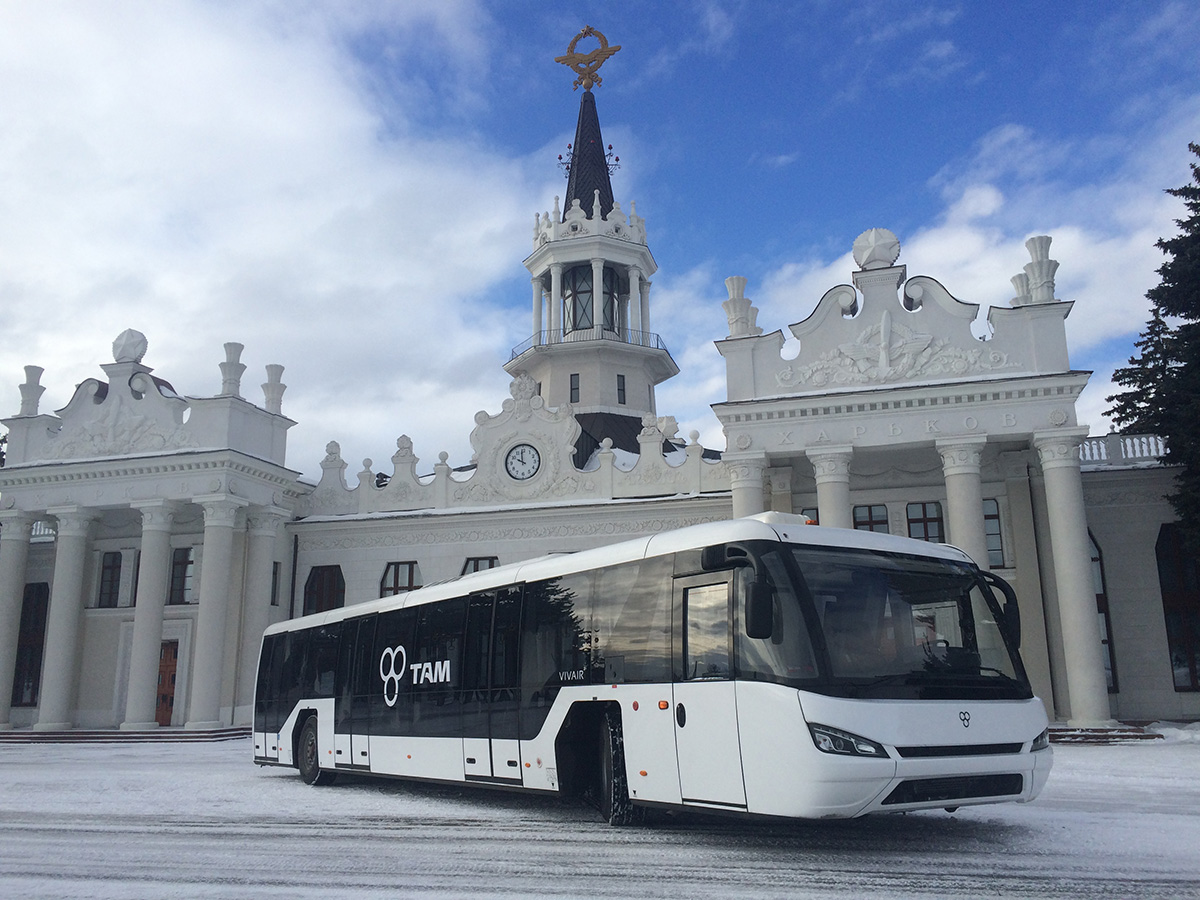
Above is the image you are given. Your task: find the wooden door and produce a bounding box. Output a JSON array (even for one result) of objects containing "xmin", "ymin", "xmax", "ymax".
[{"xmin": 156, "ymin": 640, "xmax": 179, "ymax": 727}]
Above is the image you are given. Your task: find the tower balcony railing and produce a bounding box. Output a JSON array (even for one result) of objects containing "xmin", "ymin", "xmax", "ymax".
[
  {"xmin": 509, "ymin": 327, "xmax": 669, "ymax": 361},
  {"xmin": 1079, "ymin": 433, "xmax": 1166, "ymax": 467}
]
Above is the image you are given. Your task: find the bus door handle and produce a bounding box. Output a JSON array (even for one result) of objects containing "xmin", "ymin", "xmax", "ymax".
[{"xmin": 676, "ymin": 703, "xmax": 686, "ymax": 728}]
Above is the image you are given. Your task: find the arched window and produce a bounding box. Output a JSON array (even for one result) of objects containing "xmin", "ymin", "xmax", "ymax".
[
  {"xmin": 1157, "ymin": 523, "xmax": 1200, "ymax": 691},
  {"xmin": 1089, "ymin": 531, "xmax": 1118, "ymax": 692},
  {"xmin": 304, "ymin": 565, "xmax": 345, "ymax": 615},
  {"xmin": 562, "ymin": 265, "xmax": 618, "ymax": 333}
]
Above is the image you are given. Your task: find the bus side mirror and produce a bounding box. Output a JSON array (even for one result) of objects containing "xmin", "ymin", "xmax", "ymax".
[
  {"xmin": 981, "ymin": 571, "xmax": 1021, "ymax": 650},
  {"xmin": 745, "ymin": 581, "xmax": 775, "ymax": 640}
]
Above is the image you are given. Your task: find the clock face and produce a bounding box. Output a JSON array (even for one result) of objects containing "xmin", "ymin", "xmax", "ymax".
[{"xmin": 504, "ymin": 443, "xmax": 541, "ymax": 480}]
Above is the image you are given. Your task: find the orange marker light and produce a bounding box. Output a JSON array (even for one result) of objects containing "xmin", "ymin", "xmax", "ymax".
[
  {"xmin": 639, "ymin": 770, "xmax": 648, "ymax": 777},
  {"xmin": 525, "ymin": 762, "xmax": 531, "ymax": 768},
  {"xmin": 632, "ymin": 701, "xmax": 639, "ymax": 711},
  {"xmin": 658, "ymin": 700, "xmax": 669, "ymax": 709}
]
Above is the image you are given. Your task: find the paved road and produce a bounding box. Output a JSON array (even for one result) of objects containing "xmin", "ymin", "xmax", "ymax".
[{"xmin": 0, "ymin": 740, "xmax": 1197, "ymax": 899}]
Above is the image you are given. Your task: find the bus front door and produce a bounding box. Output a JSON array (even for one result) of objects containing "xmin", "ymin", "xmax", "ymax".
[{"xmin": 673, "ymin": 576, "xmax": 747, "ymax": 809}]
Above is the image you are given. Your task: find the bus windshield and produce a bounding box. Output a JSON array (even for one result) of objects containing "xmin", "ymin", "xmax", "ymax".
[{"xmin": 741, "ymin": 544, "xmax": 1031, "ymax": 701}]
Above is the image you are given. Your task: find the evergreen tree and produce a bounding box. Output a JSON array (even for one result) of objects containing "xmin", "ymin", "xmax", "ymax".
[
  {"xmin": 1108, "ymin": 142, "xmax": 1200, "ymax": 544},
  {"xmin": 1106, "ymin": 305, "xmax": 1176, "ymax": 433}
]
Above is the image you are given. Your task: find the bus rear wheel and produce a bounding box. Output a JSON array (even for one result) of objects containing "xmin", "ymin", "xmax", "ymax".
[
  {"xmin": 298, "ymin": 716, "xmax": 336, "ymax": 786},
  {"xmin": 598, "ymin": 710, "xmax": 639, "ymax": 826}
]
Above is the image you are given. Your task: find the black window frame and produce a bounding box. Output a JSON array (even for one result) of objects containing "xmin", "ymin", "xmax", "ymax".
[
  {"xmin": 380, "ymin": 561, "xmax": 421, "ymax": 597},
  {"xmin": 97, "ymin": 550, "xmax": 122, "ymax": 608},
  {"xmin": 853, "ymin": 504, "xmax": 889, "ymax": 533},
  {"xmin": 304, "ymin": 565, "xmax": 346, "ymax": 616},
  {"xmin": 906, "ymin": 501, "xmax": 945, "ymax": 543},
  {"xmin": 167, "ymin": 547, "xmax": 194, "ymax": 605}
]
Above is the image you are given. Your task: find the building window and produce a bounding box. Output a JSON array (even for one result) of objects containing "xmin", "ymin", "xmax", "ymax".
[
  {"xmin": 983, "ymin": 499, "xmax": 1004, "ymax": 568},
  {"xmin": 907, "ymin": 501, "xmax": 945, "ymax": 543},
  {"xmin": 10, "ymin": 583, "xmax": 49, "ymax": 708},
  {"xmin": 130, "ymin": 551, "xmax": 140, "ymax": 607},
  {"xmin": 270, "ymin": 561, "xmax": 281, "ymax": 607},
  {"xmin": 304, "ymin": 565, "xmax": 346, "ymax": 615},
  {"xmin": 801, "ymin": 507, "xmax": 819, "ymax": 525},
  {"xmin": 570, "ymin": 373, "xmax": 580, "ymax": 404},
  {"xmin": 616, "ymin": 374, "xmax": 626, "ymax": 405},
  {"xmin": 562, "ymin": 265, "xmax": 617, "ymax": 333},
  {"xmin": 1156, "ymin": 523, "xmax": 1200, "ymax": 691},
  {"xmin": 853, "ymin": 504, "xmax": 889, "ymax": 533},
  {"xmin": 167, "ymin": 548, "xmax": 194, "ymax": 605},
  {"xmin": 461, "ymin": 556, "xmax": 499, "ymax": 576},
  {"xmin": 380, "ymin": 561, "xmax": 421, "ymax": 597},
  {"xmin": 96, "ymin": 551, "xmax": 122, "ymax": 608},
  {"xmin": 1090, "ymin": 532, "xmax": 1118, "ymax": 692}
]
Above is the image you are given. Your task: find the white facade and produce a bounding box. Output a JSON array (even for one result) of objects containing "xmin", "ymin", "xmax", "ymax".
[{"xmin": 0, "ymin": 148, "xmax": 1196, "ymax": 731}]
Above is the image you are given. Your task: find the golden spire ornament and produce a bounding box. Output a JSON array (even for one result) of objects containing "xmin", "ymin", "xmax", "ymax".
[{"xmin": 555, "ymin": 26, "xmax": 620, "ymax": 91}]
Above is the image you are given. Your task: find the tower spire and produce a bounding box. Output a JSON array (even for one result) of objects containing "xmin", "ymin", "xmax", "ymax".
[{"xmin": 556, "ymin": 26, "xmax": 620, "ymax": 223}]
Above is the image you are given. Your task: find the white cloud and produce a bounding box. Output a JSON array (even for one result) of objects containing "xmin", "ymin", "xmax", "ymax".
[{"xmin": 0, "ymin": 1, "xmax": 541, "ymax": 476}]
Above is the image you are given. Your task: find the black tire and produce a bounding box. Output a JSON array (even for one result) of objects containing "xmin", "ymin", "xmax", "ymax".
[
  {"xmin": 598, "ymin": 709, "xmax": 639, "ymax": 826},
  {"xmin": 297, "ymin": 716, "xmax": 336, "ymax": 786}
]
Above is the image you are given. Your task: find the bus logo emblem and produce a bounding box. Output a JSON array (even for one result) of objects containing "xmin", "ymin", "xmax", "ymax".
[
  {"xmin": 380, "ymin": 645, "xmax": 407, "ymax": 707},
  {"xmin": 959, "ymin": 711, "xmax": 971, "ymax": 728}
]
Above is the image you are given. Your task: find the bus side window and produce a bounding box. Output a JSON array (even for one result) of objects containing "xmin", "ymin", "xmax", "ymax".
[
  {"xmin": 309, "ymin": 624, "xmax": 339, "ymax": 698},
  {"xmin": 594, "ymin": 557, "xmax": 672, "ymax": 684},
  {"xmin": 255, "ymin": 634, "xmax": 279, "ymax": 734},
  {"xmin": 412, "ymin": 598, "xmax": 467, "ymax": 737},
  {"xmin": 519, "ymin": 577, "xmax": 589, "ymax": 740},
  {"xmin": 370, "ymin": 609, "xmax": 413, "ymax": 736},
  {"xmin": 684, "ymin": 582, "xmax": 731, "ymax": 680}
]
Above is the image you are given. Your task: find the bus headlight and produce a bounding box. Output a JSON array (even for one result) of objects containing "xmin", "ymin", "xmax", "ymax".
[
  {"xmin": 1030, "ymin": 728, "xmax": 1050, "ymax": 752},
  {"xmin": 808, "ymin": 723, "xmax": 888, "ymax": 758}
]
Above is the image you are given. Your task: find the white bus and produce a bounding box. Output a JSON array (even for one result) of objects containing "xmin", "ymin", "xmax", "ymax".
[{"xmin": 253, "ymin": 512, "xmax": 1052, "ymax": 823}]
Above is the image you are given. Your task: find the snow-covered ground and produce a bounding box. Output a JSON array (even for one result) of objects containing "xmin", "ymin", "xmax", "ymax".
[{"xmin": 1, "ymin": 727, "xmax": 1199, "ymax": 899}]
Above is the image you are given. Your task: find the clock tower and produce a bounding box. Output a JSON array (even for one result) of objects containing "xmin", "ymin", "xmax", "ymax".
[{"xmin": 505, "ymin": 27, "xmax": 679, "ymax": 466}]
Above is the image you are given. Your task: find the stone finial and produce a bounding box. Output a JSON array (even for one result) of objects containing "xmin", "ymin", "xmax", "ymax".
[
  {"xmin": 18, "ymin": 365, "xmax": 45, "ymax": 417},
  {"xmin": 722, "ymin": 276, "xmax": 763, "ymax": 338},
  {"xmin": 1009, "ymin": 273, "xmax": 1033, "ymax": 307},
  {"xmin": 262, "ymin": 364, "xmax": 286, "ymax": 414},
  {"xmin": 220, "ymin": 342, "xmax": 246, "ymax": 397},
  {"xmin": 1023, "ymin": 235, "xmax": 1059, "ymax": 304},
  {"xmin": 510, "ymin": 373, "xmax": 537, "ymax": 402},
  {"xmin": 852, "ymin": 229, "xmax": 901, "ymax": 270},
  {"xmin": 112, "ymin": 329, "xmax": 148, "ymax": 364}
]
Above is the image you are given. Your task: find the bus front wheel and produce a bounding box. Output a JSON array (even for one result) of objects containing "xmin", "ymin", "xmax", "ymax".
[
  {"xmin": 297, "ymin": 716, "xmax": 336, "ymax": 786},
  {"xmin": 598, "ymin": 710, "xmax": 638, "ymax": 826}
]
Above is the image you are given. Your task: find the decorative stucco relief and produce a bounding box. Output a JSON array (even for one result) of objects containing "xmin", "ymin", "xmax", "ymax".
[
  {"xmin": 776, "ymin": 311, "xmax": 1017, "ymax": 390},
  {"xmin": 45, "ymin": 377, "xmax": 197, "ymax": 460}
]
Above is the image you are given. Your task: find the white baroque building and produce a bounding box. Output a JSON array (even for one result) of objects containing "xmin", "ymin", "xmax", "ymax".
[{"xmin": 0, "ymin": 77, "xmax": 1197, "ymax": 734}]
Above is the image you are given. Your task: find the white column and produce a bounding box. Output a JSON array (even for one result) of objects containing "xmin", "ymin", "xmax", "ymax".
[
  {"xmin": 531, "ymin": 278, "xmax": 543, "ymax": 345},
  {"xmin": 236, "ymin": 508, "xmax": 286, "ymax": 717},
  {"xmin": 639, "ymin": 280, "xmax": 651, "ymax": 335},
  {"xmin": 0, "ymin": 511, "xmax": 35, "ymax": 728},
  {"xmin": 1034, "ymin": 431, "xmax": 1114, "ymax": 726},
  {"xmin": 767, "ymin": 467, "xmax": 794, "ymax": 514},
  {"xmin": 550, "ymin": 264, "xmax": 563, "ymax": 336},
  {"xmin": 807, "ymin": 447, "xmax": 853, "ymax": 529},
  {"xmin": 591, "ymin": 257, "xmax": 605, "ymax": 334},
  {"xmin": 35, "ymin": 507, "xmax": 97, "ymax": 730},
  {"xmin": 727, "ymin": 455, "xmax": 768, "ymax": 518},
  {"xmin": 186, "ymin": 496, "xmax": 247, "ymax": 729},
  {"xmin": 122, "ymin": 501, "xmax": 178, "ymax": 729},
  {"xmin": 629, "ymin": 267, "xmax": 643, "ymax": 335},
  {"xmin": 937, "ymin": 437, "xmax": 990, "ymax": 568}
]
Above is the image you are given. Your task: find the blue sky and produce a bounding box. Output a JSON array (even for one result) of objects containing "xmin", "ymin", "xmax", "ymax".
[{"xmin": 2, "ymin": 1, "xmax": 1198, "ymax": 477}]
